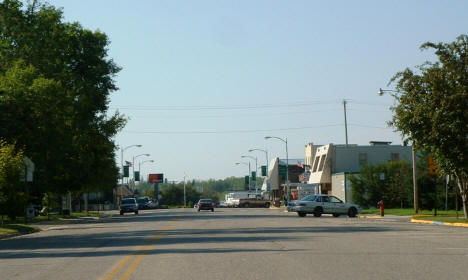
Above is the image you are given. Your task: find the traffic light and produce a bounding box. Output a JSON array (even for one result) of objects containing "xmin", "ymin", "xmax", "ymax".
[
  {"xmin": 123, "ymin": 165, "xmax": 129, "ymax": 177},
  {"xmin": 251, "ymin": 171, "xmax": 256, "ymax": 181},
  {"xmin": 261, "ymin": 166, "xmax": 267, "ymax": 176},
  {"xmin": 134, "ymin": 171, "xmax": 140, "ymax": 181}
]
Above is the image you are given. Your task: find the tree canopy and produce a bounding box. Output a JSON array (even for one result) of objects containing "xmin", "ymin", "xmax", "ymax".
[
  {"xmin": 388, "ymin": 35, "xmax": 468, "ymax": 218},
  {"xmin": 0, "ymin": 0, "xmax": 125, "ymax": 208}
]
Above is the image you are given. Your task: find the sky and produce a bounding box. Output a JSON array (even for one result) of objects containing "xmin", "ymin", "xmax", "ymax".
[{"xmin": 46, "ymin": 0, "xmax": 468, "ymax": 181}]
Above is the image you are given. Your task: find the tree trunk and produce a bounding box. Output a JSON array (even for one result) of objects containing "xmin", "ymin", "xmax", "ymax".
[{"xmin": 455, "ymin": 173, "xmax": 468, "ymax": 219}]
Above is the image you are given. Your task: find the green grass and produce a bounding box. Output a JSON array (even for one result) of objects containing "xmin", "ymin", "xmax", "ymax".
[
  {"xmin": 361, "ymin": 208, "xmax": 468, "ymax": 225},
  {"xmin": 1, "ymin": 211, "xmax": 104, "ymax": 224},
  {"xmin": 0, "ymin": 224, "xmax": 40, "ymax": 238},
  {"xmin": 361, "ymin": 208, "xmax": 462, "ymax": 216}
]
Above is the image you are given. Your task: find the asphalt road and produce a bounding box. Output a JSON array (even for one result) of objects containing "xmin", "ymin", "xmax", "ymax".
[{"xmin": 0, "ymin": 208, "xmax": 467, "ymax": 280}]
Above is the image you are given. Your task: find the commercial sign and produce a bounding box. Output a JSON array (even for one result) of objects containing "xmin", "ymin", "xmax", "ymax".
[{"xmin": 148, "ymin": 173, "xmax": 164, "ymax": 183}]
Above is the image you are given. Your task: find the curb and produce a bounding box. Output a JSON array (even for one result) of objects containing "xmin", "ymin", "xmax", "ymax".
[
  {"xmin": 358, "ymin": 215, "xmax": 383, "ymax": 219},
  {"xmin": 411, "ymin": 218, "xmax": 468, "ymax": 228}
]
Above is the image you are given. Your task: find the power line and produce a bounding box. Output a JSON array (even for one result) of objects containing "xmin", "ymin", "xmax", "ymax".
[
  {"xmin": 111, "ymin": 100, "xmax": 341, "ymax": 111},
  {"xmin": 122, "ymin": 123, "xmax": 390, "ymax": 134},
  {"xmin": 126, "ymin": 109, "xmax": 342, "ymax": 119}
]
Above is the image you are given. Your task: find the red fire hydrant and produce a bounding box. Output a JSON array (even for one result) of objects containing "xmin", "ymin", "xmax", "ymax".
[{"xmin": 377, "ymin": 200, "xmax": 385, "ymax": 217}]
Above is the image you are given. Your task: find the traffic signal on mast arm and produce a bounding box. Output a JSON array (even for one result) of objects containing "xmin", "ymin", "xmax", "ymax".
[{"xmin": 428, "ymin": 155, "xmax": 439, "ymax": 175}]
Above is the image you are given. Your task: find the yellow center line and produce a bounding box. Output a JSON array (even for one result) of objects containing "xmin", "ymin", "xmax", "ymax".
[{"xmin": 99, "ymin": 210, "xmax": 184, "ymax": 280}]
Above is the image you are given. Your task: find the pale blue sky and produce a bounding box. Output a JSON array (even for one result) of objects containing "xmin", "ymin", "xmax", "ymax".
[{"xmin": 48, "ymin": 0, "xmax": 468, "ymax": 181}]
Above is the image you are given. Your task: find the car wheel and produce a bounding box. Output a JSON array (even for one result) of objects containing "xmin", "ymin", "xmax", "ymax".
[
  {"xmin": 348, "ymin": 207, "xmax": 357, "ymax": 218},
  {"xmin": 120, "ymin": 211, "xmax": 124, "ymax": 215},
  {"xmin": 135, "ymin": 211, "xmax": 138, "ymax": 215},
  {"xmin": 211, "ymin": 208, "xmax": 214, "ymax": 212},
  {"xmin": 197, "ymin": 209, "xmax": 200, "ymax": 212},
  {"xmin": 298, "ymin": 212, "xmax": 307, "ymax": 217},
  {"xmin": 333, "ymin": 213, "xmax": 340, "ymax": 217},
  {"xmin": 264, "ymin": 202, "xmax": 270, "ymax": 208},
  {"xmin": 313, "ymin": 207, "xmax": 323, "ymax": 217}
]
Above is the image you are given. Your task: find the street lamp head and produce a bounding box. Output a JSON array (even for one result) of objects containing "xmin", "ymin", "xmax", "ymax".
[
  {"xmin": 264, "ymin": 136, "xmax": 271, "ymax": 140},
  {"xmin": 144, "ymin": 153, "xmax": 150, "ymax": 156},
  {"xmin": 378, "ymin": 88, "xmax": 384, "ymax": 96},
  {"xmin": 136, "ymin": 145, "xmax": 142, "ymax": 147},
  {"xmin": 235, "ymin": 162, "xmax": 240, "ymax": 165},
  {"xmin": 241, "ymin": 155, "xmax": 246, "ymax": 158},
  {"xmin": 248, "ymin": 149, "xmax": 253, "ymax": 152}
]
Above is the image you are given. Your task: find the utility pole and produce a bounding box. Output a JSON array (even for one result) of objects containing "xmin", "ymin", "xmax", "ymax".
[{"xmin": 343, "ymin": 99, "xmax": 348, "ymax": 147}]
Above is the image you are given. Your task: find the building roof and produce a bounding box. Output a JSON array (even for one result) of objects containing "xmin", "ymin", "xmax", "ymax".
[{"xmin": 279, "ymin": 159, "xmax": 304, "ymax": 166}]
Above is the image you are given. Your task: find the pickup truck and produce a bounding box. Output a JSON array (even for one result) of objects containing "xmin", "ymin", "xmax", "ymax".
[{"xmin": 237, "ymin": 198, "xmax": 271, "ymax": 208}]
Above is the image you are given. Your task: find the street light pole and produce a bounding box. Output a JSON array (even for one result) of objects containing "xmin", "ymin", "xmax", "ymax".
[
  {"xmin": 120, "ymin": 144, "xmax": 142, "ymax": 203},
  {"xmin": 242, "ymin": 155, "xmax": 258, "ymax": 193},
  {"xmin": 265, "ymin": 136, "xmax": 289, "ymax": 204},
  {"xmin": 249, "ymin": 148, "xmax": 268, "ymax": 175},
  {"xmin": 132, "ymin": 153, "xmax": 150, "ymax": 187},
  {"xmin": 139, "ymin": 160, "xmax": 154, "ymax": 182}
]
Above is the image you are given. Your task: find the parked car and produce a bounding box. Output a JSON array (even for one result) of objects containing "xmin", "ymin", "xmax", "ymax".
[
  {"xmin": 287, "ymin": 194, "xmax": 361, "ymax": 217},
  {"xmin": 120, "ymin": 198, "xmax": 139, "ymax": 215},
  {"xmin": 197, "ymin": 199, "xmax": 214, "ymax": 212}
]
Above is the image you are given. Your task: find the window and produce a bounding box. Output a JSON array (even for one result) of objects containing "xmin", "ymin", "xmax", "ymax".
[
  {"xmin": 321, "ymin": 196, "xmax": 330, "ymax": 202},
  {"xmin": 312, "ymin": 156, "xmax": 320, "ymax": 172},
  {"xmin": 318, "ymin": 155, "xmax": 326, "ymax": 171},
  {"xmin": 359, "ymin": 153, "xmax": 367, "ymax": 165},
  {"xmin": 330, "ymin": 196, "xmax": 343, "ymax": 203},
  {"xmin": 391, "ymin": 153, "xmax": 400, "ymax": 161}
]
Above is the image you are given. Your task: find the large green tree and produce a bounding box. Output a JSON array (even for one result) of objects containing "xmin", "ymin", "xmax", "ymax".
[
  {"xmin": 0, "ymin": 140, "xmax": 26, "ymax": 220},
  {"xmin": 387, "ymin": 35, "xmax": 468, "ymax": 218},
  {"xmin": 0, "ymin": 0, "xmax": 125, "ymax": 199}
]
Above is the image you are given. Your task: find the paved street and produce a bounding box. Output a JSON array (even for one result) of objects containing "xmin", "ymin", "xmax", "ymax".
[{"xmin": 1, "ymin": 208, "xmax": 467, "ymax": 280}]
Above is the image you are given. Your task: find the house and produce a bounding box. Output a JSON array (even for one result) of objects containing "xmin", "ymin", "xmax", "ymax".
[{"xmin": 306, "ymin": 141, "xmax": 412, "ymax": 202}]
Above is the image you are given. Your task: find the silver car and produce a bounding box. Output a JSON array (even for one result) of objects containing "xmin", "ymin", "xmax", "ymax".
[{"xmin": 287, "ymin": 194, "xmax": 361, "ymax": 218}]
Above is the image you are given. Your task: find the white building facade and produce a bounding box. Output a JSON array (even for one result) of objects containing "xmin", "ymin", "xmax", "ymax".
[{"xmin": 306, "ymin": 142, "xmax": 412, "ymax": 202}]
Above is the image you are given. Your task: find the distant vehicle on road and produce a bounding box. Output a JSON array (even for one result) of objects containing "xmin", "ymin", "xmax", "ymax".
[
  {"xmin": 225, "ymin": 191, "xmax": 250, "ymax": 207},
  {"xmin": 287, "ymin": 194, "xmax": 361, "ymax": 218},
  {"xmin": 136, "ymin": 197, "xmax": 158, "ymax": 209},
  {"xmin": 120, "ymin": 198, "xmax": 139, "ymax": 215},
  {"xmin": 197, "ymin": 199, "xmax": 214, "ymax": 212},
  {"xmin": 137, "ymin": 197, "xmax": 150, "ymax": 209},
  {"xmin": 236, "ymin": 193, "xmax": 270, "ymax": 208}
]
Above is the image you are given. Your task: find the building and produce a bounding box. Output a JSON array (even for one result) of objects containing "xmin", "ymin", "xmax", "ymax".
[
  {"xmin": 306, "ymin": 141, "xmax": 412, "ymax": 202},
  {"xmin": 261, "ymin": 157, "xmax": 305, "ymax": 203}
]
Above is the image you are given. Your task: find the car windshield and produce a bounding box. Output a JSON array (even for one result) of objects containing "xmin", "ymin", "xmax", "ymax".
[
  {"xmin": 301, "ymin": 195, "xmax": 317, "ymax": 201},
  {"xmin": 137, "ymin": 198, "xmax": 148, "ymax": 203},
  {"xmin": 199, "ymin": 199, "xmax": 212, "ymax": 203},
  {"xmin": 122, "ymin": 198, "xmax": 135, "ymax": 204}
]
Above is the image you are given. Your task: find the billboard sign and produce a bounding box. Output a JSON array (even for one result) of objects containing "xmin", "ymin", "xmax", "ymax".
[{"xmin": 148, "ymin": 173, "xmax": 164, "ymax": 183}]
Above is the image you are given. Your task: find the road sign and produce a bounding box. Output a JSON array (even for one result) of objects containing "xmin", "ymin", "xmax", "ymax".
[{"xmin": 149, "ymin": 173, "xmax": 164, "ymax": 183}]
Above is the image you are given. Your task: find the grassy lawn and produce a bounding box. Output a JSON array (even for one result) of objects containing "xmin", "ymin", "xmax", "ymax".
[
  {"xmin": 1, "ymin": 211, "xmax": 105, "ymax": 224},
  {"xmin": 361, "ymin": 208, "xmax": 468, "ymax": 224},
  {"xmin": 361, "ymin": 208, "xmax": 462, "ymax": 216},
  {"xmin": 0, "ymin": 224, "xmax": 40, "ymax": 238}
]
